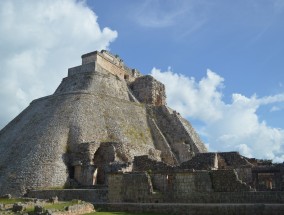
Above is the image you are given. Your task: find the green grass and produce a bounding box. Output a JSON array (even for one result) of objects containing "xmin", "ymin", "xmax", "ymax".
[
  {"xmin": 44, "ymin": 201, "xmax": 77, "ymax": 211},
  {"xmin": 0, "ymin": 198, "xmax": 28, "ymax": 204}
]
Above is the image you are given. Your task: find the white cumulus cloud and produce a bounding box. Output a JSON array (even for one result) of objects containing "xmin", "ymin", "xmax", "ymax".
[
  {"xmin": 151, "ymin": 68, "xmax": 224, "ymax": 122},
  {"xmin": 151, "ymin": 68, "xmax": 284, "ymax": 162},
  {"xmin": 0, "ymin": 0, "xmax": 117, "ymax": 129}
]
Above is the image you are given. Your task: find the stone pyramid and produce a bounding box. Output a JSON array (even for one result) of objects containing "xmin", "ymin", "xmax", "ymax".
[{"xmin": 0, "ymin": 50, "xmax": 207, "ymax": 196}]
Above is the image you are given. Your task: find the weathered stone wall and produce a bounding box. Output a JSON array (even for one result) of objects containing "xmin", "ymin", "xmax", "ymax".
[
  {"xmin": 149, "ymin": 106, "xmax": 207, "ymax": 163},
  {"xmin": 218, "ymin": 152, "xmax": 252, "ymax": 168},
  {"xmin": 95, "ymin": 53, "xmax": 126, "ymax": 80},
  {"xmin": 80, "ymin": 50, "xmax": 142, "ymax": 82},
  {"xmin": 108, "ymin": 172, "xmax": 154, "ymax": 203},
  {"xmin": 67, "ymin": 62, "xmax": 97, "ymax": 76},
  {"xmin": 151, "ymin": 173, "xmax": 168, "ymax": 194},
  {"xmin": 81, "ymin": 51, "xmax": 99, "ymax": 65},
  {"xmin": 177, "ymin": 113, "xmax": 207, "ymax": 153},
  {"xmin": 211, "ymin": 170, "xmax": 252, "ymax": 192},
  {"xmin": 69, "ymin": 143, "xmax": 131, "ymax": 186},
  {"xmin": 0, "ymin": 89, "xmax": 158, "ymax": 195},
  {"xmin": 146, "ymin": 116, "xmax": 178, "ymax": 165},
  {"xmin": 107, "ymin": 171, "xmax": 284, "ymax": 204},
  {"xmin": 132, "ymin": 156, "xmax": 216, "ymax": 198},
  {"xmin": 192, "ymin": 191, "xmax": 284, "ymax": 203},
  {"xmin": 235, "ymin": 167, "xmax": 253, "ymax": 186},
  {"xmin": 56, "ymin": 203, "xmax": 94, "ymax": 215},
  {"xmin": 0, "ymin": 98, "xmax": 70, "ymax": 196},
  {"xmin": 252, "ymin": 165, "xmax": 284, "ymax": 191},
  {"xmin": 172, "ymin": 171, "xmax": 213, "ymax": 201},
  {"xmin": 27, "ymin": 189, "xmax": 107, "ymax": 203},
  {"xmin": 180, "ymin": 153, "xmax": 218, "ymax": 170},
  {"xmin": 133, "ymin": 155, "xmax": 173, "ymax": 172},
  {"xmin": 55, "ymin": 70, "xmax": 131, "ymax": 101},
  {"xmin": 122, "ymin": 173, "xmax": 154, "ymax": 202},
  {"xmin": 81, "ymin": 51, "xmax": 126, "ymax": 80},
  {"xmin": 179, "ymin": 152, "xmax": 255, "ymax": 188},
  {"xmin": 180, "ymin": 152, "xmax": 253, "ymax": 171},
  {"xmin": 107, "ymin": 173, "xmax": 124, "ymax": 202},
  {"xmin": 130, "ymin": 75, "xmax": 166, "ymax": 106}
]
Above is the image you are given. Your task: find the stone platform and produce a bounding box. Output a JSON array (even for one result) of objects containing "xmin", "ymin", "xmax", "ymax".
[
  {"xmin": 27, "ymin": 189, "xmax": 107, "ymax": 203},
  {"xmin": 94, "ymin": 202, "xmax": 284, "ymax": 215}
]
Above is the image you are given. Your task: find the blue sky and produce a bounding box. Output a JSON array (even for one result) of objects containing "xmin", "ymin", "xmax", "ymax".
[{"xmin": 0, "ymin": 0, "xmax": 284, "ymax": 161}]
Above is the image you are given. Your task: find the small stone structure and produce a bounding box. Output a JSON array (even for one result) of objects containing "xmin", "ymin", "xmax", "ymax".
[
  {"xmin": 132, "ymin": 153, "xmax": 284, "ymax": 192},
  {"xmin": 252, "ymin": 164, "xmax": 284, "ymax": 191},
  {"xmin": 107, "ymin": 169, "xmax": 284, "ymax": 204},
  {"xmin": 106, "ymin": 155, "xmax": 284, "ymax": 210}
]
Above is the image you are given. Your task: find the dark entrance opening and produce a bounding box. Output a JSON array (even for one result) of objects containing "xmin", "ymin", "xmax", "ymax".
[
  {"xmin": 96, "ymin": 168, "xmax": 105, "ymax": 185},
  {"xmin": 93, "ymin": 144, "xmax": 116, "ymax": 185},
  {"xmin": 68, "ymin": 166, "xmax": 75, "ymax": 179}
]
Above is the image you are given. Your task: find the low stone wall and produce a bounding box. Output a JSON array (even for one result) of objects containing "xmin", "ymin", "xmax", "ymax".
[
  {"xmin": 133, "ymin": 155, "xmax": 173, "ymax": 172},
  {"xmin": 108, "ymin": 172, "xmax": 153, "ymax": 203},
  {"xmin": 218, "ymin": 152, "xmax": 251, "ymax": 167},
  {"xmin": 54, "ymin": 203, "xmax": 94, "ymax": 215},
  {"xmin": 95, "ymin": 203, "xmax": 284, "ymax": 215},
  {"xmin": 211, "ymin": 169, "xmax": 252, "ymax": 192},
  {"xmin": 108, "ymin": 172, "xmax": 284, "ymax": 204},
  {"xmin": 27, "ymin": 189, "xmax": 107, "ymax": 203},
  {"xmin": 180, "ymin": 153, "xmax": 217, "ymax": 170},
  {"xmin": 171, "ymin": 191, "xmax": 284, "ymax": 203},
  {"xmin": 172, "ymin": 171, "xmax": 213, "ymax": 201}
]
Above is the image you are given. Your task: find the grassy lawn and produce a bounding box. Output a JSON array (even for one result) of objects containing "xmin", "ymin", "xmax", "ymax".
[
  {"xmin": 0, "ymin": 198, "xmax": 28, "ymax": 204},
  {"xmin": 44, "ymin": 201, "xmax": 78, "ymax": 210}
]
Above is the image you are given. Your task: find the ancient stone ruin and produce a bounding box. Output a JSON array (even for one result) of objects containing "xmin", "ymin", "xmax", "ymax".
[
  {"xmin": 0, "ymin": 50, "xmax": 206, "ymax": 196},
  {"xmin": 1, "ymin": 50, "xmax": 284, "ymax": 214}
]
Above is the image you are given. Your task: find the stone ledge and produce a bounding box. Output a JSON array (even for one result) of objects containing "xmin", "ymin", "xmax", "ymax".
[
  {"xmin": 27, "ymin": 189, "xmax": 108, "ymax": 203},
  {"xmin": 95, "ymin": 203, "xmax": 284, "ymax": 215}
]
